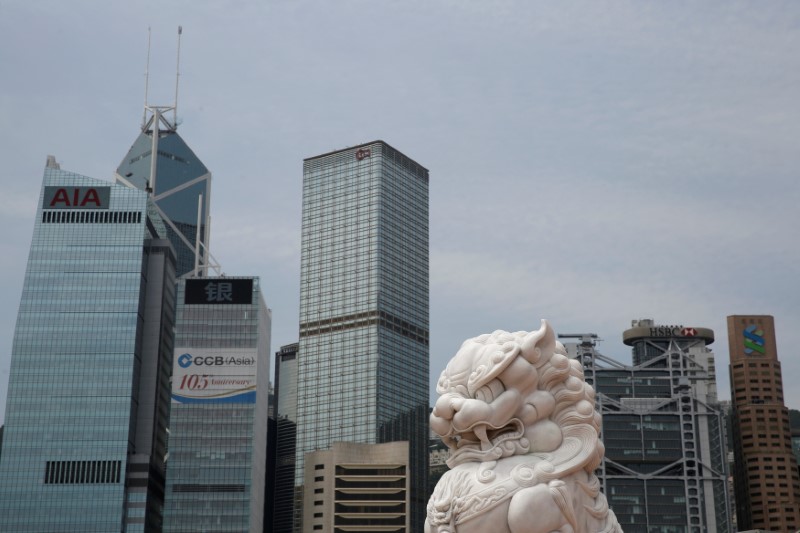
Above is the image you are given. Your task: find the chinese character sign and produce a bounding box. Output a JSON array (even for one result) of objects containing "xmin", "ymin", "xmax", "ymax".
[{"xmin": 184, "ymin": 278, "xmax": 253, "ymax": 305}]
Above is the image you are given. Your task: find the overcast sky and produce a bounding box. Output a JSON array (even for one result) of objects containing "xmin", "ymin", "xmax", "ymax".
[{"xmin": 1, "ymin": 1, "xmax": 799, "ymax": 425}]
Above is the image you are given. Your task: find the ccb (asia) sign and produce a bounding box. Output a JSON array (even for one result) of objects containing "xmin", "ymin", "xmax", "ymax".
[{"xmin": 172, "ymin": 348, "xmax": 258, "ymax": 404}]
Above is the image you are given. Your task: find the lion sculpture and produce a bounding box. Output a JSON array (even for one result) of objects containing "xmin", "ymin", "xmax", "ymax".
[{"xmin": 426, "ymin": 320, "xmax": 622, "ymax": 533}]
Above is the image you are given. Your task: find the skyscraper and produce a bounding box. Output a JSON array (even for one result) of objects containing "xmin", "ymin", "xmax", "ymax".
[
  {"xmin": 116, "ymin": 106, "xmax": 213, "ymax": 278},
  {"xmin": 728, "ymin": 315, "xmax": 800, "ymax": 531},
  {"xmin": 273, "ymin": 342, "xmax": 299, "ymax": 533},
  {"xmin": 163, "ymin": 277, "xmax": 271, "ymax": 533},
  {"xmin": 0, "ymin": 159, "xmax": 176, "ymax": 532},
  {"xmin": 562, "ymin": 319, "xmax": 730, "ymax": 533},
  {"xmin": 291, "ymin": 141, "xmax": 429, "ymax": 532}
]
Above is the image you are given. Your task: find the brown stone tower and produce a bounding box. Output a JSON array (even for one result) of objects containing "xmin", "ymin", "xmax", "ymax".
[{"xmin": 728, "ymin": 315, "xmax": 800, "ymax": 530}]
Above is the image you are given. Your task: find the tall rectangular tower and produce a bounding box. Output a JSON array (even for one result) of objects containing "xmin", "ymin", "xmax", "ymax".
[
  {"xmin": 273, "ymin": 342, "xmax": 300, "ymax": 533},
  {"xmin": 293, "ymin": 141, "xmax": 429, "ymax": 532},
  {"xmin": 163, "ymin": 277, "xmax": 271, "ymax": 533},
  {"xmin": 728, "ymin": 315, "xmax": 800, "ymax": 530},
  {"xmin": 0, "ymin": 160, "xmax": 176, "ymax": 532}
]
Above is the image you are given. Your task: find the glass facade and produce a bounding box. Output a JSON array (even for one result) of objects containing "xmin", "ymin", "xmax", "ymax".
[
  {"xmin": 565, "ymin": 321, "xmax": 730, "ymax": 533},
  {"xmin": 272, "ymin": 343, "xmax": 299, "ymax": 533},
  {"xmin": 163, "ymin": 277, "xmax": 271, "ymax": 533},
  {"xmin": 116, "ymin": 115, "xmax": 212, "ymax": 278},
  {"xmin": 289, "ymin": 141, "xmax": 429, "ymax": 532},
  {"xmin": 0, "ymin": 165, "xmax": 176, "ymax": 532}
]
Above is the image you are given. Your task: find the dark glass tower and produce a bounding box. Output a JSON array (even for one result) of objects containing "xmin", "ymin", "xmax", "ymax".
[
  {"xmin": 272, "ymin": 342, "xmax": 299, "ymax": 533},
  {"xmin": 0, "ymin": 160, "xmax": 176, "ymax": 532},
  {"xmin": 116, "ymin": 107, "xmax": 212, "ymax": 278},
  {"xmin": 291, "ymin": 141, "xmax": 429, "ymax": 532}
]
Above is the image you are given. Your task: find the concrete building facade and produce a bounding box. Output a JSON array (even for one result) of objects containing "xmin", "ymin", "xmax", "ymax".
[
  {"xmin": 728, "ymin": 315, "xmax": 800, "ymax": 531},
  {"xmin": 304, "ymin": 442, "xmax": 409, "ymax": 533}
]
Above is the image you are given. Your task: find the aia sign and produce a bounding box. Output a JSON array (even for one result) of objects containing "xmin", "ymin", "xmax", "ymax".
[
  {"xmin": 43, "ymin": 186, "xmax": 110, "ymax": 209},
  {"xmin": 355, "ymin": 148, "xmax": 371, "ymax": 161}
]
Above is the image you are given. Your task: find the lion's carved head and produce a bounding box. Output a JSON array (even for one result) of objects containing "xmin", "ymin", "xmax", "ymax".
[{"xmin": 431, "ymin": 320, "xmax": 603, "ymax": 470}]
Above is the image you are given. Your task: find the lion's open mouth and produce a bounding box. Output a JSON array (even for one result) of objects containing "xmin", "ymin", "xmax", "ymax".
[{"xmin": 452, "ymin": 418, "xmax": 525, "ymax": 450}]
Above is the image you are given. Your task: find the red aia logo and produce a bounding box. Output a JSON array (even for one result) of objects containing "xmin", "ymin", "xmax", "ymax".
[
  {"xmin": 49, "ymin": 188, "xmax": 103, "ymax": 207},
  {"xmin": 355, "ymin": 148, "xmax": 371, "ymax": 161},
  {"xmin": 681, "ymin": 327, "xmax": 697, "ymax": 337},
  {"xmin": 44, "ymin": 186, "xmax": 110, "ymax": 209}
]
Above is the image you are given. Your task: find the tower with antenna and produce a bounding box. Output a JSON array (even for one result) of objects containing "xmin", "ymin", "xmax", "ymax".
[{"xmin": 117, "ymin": 26, "xmax": 221, "ymax": 278}]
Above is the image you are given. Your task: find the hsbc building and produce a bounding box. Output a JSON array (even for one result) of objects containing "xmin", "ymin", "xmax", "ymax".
[{"xmin": 564, "ymin": 318, "xmax": 731, "ymax": 532}]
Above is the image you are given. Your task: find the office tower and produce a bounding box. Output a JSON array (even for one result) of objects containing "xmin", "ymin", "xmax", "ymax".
[
  {"xmin": 0, "ymin": 160, "xmax": 176, "ymax": 532},
  {"xmin": 304, "ymin": 442, "xmax": 410, "ymax": 531},
  {"xmin": 793, "ymin": 429, "xmax": 800, "ymax": 475},
  {"xmin": 562, "ymin": 319, "xmax": 730, "ymax": 533},
  {"xmin": 728, "ymin": 315, "xmax": 800, "ymax": 531},
  {"xmin": 162, "ymin": 277, "xmax": 271, "ymax": 533},
  {"xmin": 716, "ymin": 399, "xmax": 740, "ymax": 532},
  {"xmin": 116, "ymin": 106, "xmax": 213, "ymax": 278},
  {"xmin": 428, "ymin": 429, "xmax": 450, "ymax": 499},
  {"xmin": 273, "ymin": 342, "xmax": 300, "ymax": 533},
  {"xmin": 266, "ymin": 407, "xmax": 277, "ymax": 533},
  {"xmin": 292, "ymin": 141, "xmax": 429, "ymax": 532}
]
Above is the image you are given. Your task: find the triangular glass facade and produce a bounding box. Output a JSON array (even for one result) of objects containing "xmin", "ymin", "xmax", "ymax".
[{"xmin": 116, "ymin": 125, "xmax": 211, "ymax": 278}]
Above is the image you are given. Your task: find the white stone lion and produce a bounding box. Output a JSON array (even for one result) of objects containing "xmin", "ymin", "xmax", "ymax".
[{"xmin": 426, "ymin": 320, "xmax": 622, "ymax": 533}]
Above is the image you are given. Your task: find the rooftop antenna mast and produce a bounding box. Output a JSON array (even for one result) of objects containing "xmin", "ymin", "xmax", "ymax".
[
  {"xmin": 142, "ymin": 27, "xmax": 152, "ymax": 129},
  {"xmin": 173, "ymin": 26, "xmax": 182, "ymax": 126},
  {"xmin": 130, "ymin": 26, "xmax": 220, "ymax": 277}
]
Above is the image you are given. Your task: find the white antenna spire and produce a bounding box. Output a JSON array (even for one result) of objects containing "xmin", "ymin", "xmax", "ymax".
[
  {"xmin": 174, "ymin": 25, "xmax": 182, "ymax": 126},
  {"xmin": 142, "ymin": 27, "xmax": 152, "ymax": 129}
]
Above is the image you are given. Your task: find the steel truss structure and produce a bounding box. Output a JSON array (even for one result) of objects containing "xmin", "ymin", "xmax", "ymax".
[{"xmin": 561, "ymin": 332, "xmax": 731, "ymax": 533}]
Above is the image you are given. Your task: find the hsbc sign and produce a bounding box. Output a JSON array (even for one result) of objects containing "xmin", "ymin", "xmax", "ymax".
[
  {"xmin": 648, "ymin": 325, "xmax": 698, "ymax": 337},
  {"xmin": 43, "ymin": 186, "xmax": 110, "ymax": 210}
]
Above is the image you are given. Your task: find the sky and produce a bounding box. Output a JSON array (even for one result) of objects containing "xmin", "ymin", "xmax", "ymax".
[{"xmin": 1, "ymin": 1, "xmax": 799, "ymax": 425}]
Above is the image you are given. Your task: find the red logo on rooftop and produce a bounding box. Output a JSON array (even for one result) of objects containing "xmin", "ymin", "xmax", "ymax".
[
  {"xmin": 681, "ymin": 327, "xmax": 697, "ymax": 337},
  {"xmin": 355, "ymin": 148, "xmax": 371, "ymax": 161}
]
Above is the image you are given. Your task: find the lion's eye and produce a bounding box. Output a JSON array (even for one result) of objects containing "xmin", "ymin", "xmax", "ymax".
[{"xmin": 475, "ymin": 379, "xmax": 504, "ymax": 403}]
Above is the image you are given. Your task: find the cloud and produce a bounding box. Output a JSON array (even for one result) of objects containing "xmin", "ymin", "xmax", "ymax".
[{"xmin": 3, "ymin": 1, "xmax": 800, "ymax": 423}]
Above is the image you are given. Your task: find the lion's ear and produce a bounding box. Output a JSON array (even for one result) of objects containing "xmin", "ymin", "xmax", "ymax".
[{"xmin": 520, "ymin": 319, "xmax": 556, "ymax": 364}]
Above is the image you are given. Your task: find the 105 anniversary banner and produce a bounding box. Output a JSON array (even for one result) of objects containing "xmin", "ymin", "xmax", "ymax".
[{"xmin": 172, "ymin": 347, "xmax": 258, "ymax": 404}]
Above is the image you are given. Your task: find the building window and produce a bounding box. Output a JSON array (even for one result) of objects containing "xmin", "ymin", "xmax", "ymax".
[{"xmin": 45, "ymin": 460, "xmax": 121, "ymax": 484}]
